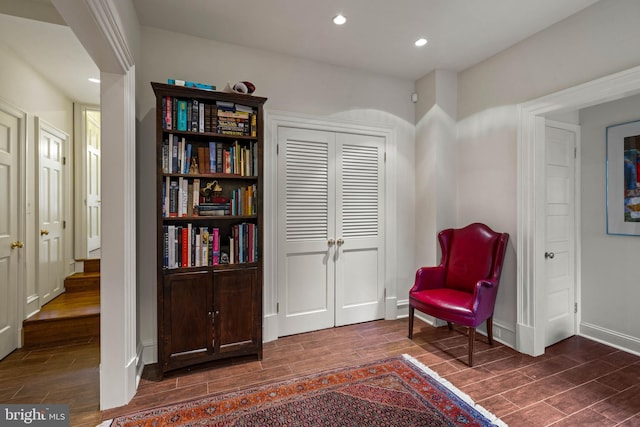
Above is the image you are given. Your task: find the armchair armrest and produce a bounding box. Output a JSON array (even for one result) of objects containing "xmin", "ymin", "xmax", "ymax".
[
  {"xmin": 410, "ymin": 266, "xmax": 446, "ymax": 293},
  {"xmin": 472, "ymin": 279, "xmax": 499, "ymax": 321}
]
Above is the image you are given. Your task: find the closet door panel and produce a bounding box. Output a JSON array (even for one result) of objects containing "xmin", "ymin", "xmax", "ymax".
[
  {"xmin": 277, "ymin": 127, "xmax": 336, "ymax": 336},
  {"xmin": 334, "ymin": 134, "xmax": 385, "ymax": 326}
]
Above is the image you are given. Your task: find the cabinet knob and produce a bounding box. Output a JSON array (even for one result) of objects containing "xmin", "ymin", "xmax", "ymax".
[
  {"xmin": 336, "ymin": 238, "xmax": 344, "ymax": 246},
  {"xmin": 328, "ymin": 238, "xmax": 335, "ymax": 246}
]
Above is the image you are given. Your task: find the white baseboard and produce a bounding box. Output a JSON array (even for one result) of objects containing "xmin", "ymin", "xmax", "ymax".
[
  {"xmin": 580, "ymin": 322, "xmax": 640, "ymax": 356},
  {"xmin": 141, "ymin": 339, "xmax": 157, "ymax": 365},
  {"xmin": 263, "ymin": 313, "xmax": 278, "ymax": 342}
]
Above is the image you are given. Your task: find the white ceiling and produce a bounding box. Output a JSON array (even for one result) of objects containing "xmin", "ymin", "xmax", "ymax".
[
  {"xmin": 132, "ymin": 0, "xmax": 599, "ymax": 80},
  {"xmin": 0, "ymin": 0, "xmax": 600, "ymax": 105}
]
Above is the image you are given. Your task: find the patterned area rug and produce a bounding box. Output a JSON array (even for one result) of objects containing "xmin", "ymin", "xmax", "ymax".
[{"xmin": 108, "ymin": 355, "xmax": 506, "ymax": 426}]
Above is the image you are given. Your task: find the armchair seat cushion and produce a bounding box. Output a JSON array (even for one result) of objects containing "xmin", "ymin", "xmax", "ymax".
[{"xmin": 410, "ymin": 289, "xmax": 477, "ymax": 326}]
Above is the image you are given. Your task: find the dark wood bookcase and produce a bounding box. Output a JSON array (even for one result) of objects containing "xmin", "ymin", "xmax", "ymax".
[{"xmin": 151, "ymin": 82, "xmax": 266, "ymax": 376}]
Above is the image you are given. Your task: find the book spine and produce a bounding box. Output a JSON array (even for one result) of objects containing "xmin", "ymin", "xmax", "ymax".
[
  {"xmin": 191, "ymin": 99, "xmax": 199, "ymax": 132},
  {"xmin": 197, "ymin": 147, "xmax": 206, "ymax": 174},
  {"xmin": 216, "ymin": 145, "xmax": 223, "ymax": 173},
  {"xmin": 208, "ymin": 232, "xmax": 213, "ymax": 266},
  {"xmin": 201, "ymin": 228, "xmax": 208, "ymax": 266},
  {"xmin": 177, "ymin": 100, "xmax": 187, "ymax": 131},
  {"xmin": 170, "ymin": 134, "xmax": 177, "ymax": 173},
  {"xmin": 168, "ymin": 225, "xmax": 175, "ymax": 269},
  {"xmin": 169, "ymin": 180, "xmax": 178, "ymax": 217},
  {"xmin": 184, "ymin": 178, "xmax": 190, "ymax": 216},
  {"xmin": 195, "ymin": 227, "xmax": 201, "ymax": 267},
  {"xmin": 199, "ymin": 102, "xmax": 205, "ymax": 132},
  {"xmin": 162, "ymin": 138, "xmax": 169, "ymax": 173},
  {"xmin": 185, "ymin": 143, "xmax": 192, "ymax": 174},
  {"xmin": 181, "ymin": 227, "xmax": 188, "ymax": 267},
  {"xmin": 163, "ymin": 225, "xmax": 169, "ymax": 268},
  {"xmin": 175, "ymin": 226, "xmax": 181, "ymax": 268},
  {"xmin": 204, "ymin": 146, "xmax": 210, "ymax": 174},
  {"xmin": 187, "ymin": 223, "xmax": 193, "ymax": 267},
  {"xmin": 213, "ymin": 228, "xmax": 220, "ymax": 265},
  {"xmin": 209, "ymin": 141, "xmax": 216, "ymax": 173},
  {"xmin": 192, "ymin": 178, "xmax": 200, "ymax": 215}
]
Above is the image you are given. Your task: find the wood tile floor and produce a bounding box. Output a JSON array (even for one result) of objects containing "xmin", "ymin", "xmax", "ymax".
[{"xmin": 1, "ymin": 318, "xmax": 639, "ymax": 426}]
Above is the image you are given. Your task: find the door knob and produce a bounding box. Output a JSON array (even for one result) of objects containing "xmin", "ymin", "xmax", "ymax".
[
  {"xmin": 10, "ymin": 241, "xmax": 23, "ymax": 249},
  {"xmin": 40, "ymin": 229, "xmax": 49, "ymax": 236},
  {"xmin": 544, "ymin": 252, "xmax": 555, "ymax": 259},
  {"xmin": 328, "ymin": 238, "xmax": 335, "ymax": 246},
  {"xmin": 336, "ymin": 238, "xmax": 344, "ymax": 246}
]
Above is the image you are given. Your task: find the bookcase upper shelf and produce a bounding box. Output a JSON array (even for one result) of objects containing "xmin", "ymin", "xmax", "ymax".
[{"xmin": 152, "ymin": 82, "xmax": 267, "ymax": 107}]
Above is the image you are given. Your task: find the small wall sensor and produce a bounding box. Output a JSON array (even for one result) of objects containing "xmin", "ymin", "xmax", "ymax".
[{"xmin": 411, "ymin": 93, "xmax": 418, "ymax": 103}]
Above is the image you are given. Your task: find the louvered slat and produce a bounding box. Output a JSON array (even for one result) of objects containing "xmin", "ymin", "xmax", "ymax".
[
  {"xmin": 286, "ymin": 140, "xmax": 328, "ymax": 240},
  {"xmin": 341, "ymin": 144, "xmax": 378, "ymax": 238}
]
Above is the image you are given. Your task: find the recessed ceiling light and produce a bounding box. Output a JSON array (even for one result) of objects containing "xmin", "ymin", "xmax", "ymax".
[
  {"xmin": 414, "ymin": 38, "xmax": 428, "ymax": 47},
  {"xmin": 88, "ymin": 77, "xmax": 100, "ymax": 83},
  {"xmin": 333, "ymin": 14, "xmax": 347, "ymax": 25}
]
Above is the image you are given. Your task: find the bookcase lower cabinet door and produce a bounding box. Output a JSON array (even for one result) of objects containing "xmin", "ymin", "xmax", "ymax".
[
  {"xmin": 214, "ymin": 267, "xmax": 262, "ymax": 358},
  {"xmin": 161, "ymin": 270, "xmax": 214, "ymax": 373}
]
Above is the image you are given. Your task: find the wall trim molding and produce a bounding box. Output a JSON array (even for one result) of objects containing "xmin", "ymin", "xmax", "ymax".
[
  {"xmin": 580, "ymin": 322, "xmax": 640, "ymax": 356},
  {"xmin": 517, "ymin": 65, "xmax": 640, "ymax": 356},
  {"xmin": 85, "ymin": 0, "xmax": 135, "ymax": 72}
]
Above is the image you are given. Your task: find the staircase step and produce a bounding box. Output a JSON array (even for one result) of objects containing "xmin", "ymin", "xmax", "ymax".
[
  {"xmin": 64, "ymin": 272, "xmax": 100, "ymax": 293},
  {"xmin": 83, "ymin": 258, "xmax": 100, "ymax": 273},
  {"xmin": 22, "ymin": 289, "xmax": 100, "ymax": 349}
]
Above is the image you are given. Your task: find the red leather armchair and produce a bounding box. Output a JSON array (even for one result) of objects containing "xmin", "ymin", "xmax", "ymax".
[{"xmin": 408, "ymin": 223, "xmax": 509, "ymax": 367}]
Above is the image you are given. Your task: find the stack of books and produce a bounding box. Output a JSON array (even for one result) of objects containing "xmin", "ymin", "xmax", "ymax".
[{"xmin": 216, "ymin": 101, "xmax": 255, "ymax": 136}]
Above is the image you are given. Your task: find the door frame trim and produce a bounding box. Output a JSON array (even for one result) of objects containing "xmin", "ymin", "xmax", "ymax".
[
  {"xmin": 265, "ymin": 111, "xmax": 397, "ymax": 342},
  {"xmin": 517, "ymin": 65, "xmax": 640, "ymax": 356}
]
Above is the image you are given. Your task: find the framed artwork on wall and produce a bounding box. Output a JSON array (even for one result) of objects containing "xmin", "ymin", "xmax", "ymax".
[{"xmin": 607, "ymin": 119, "xmax": 640, "ymax": 235}]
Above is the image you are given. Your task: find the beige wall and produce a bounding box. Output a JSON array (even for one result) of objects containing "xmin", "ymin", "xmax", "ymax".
[
  {"xmin": 135, "ymin": 26, "xmax": 417, "ymax": 360},
  {"xmin": 579, "ymin": 93, "xmax": 640, "ymax": 353},
  {"xmin": 420, "ymin": 0, "xmax": 640, "ymax": 347}
]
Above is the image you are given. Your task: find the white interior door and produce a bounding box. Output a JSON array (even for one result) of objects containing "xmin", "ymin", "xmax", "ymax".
[
  {"xmin": 86, "ymin": 109, "xmax": 101, "ymax": 254},
  {"xmin": 37, "ymin": 118, "xmax": 67, "ymax": 305},
  {"xmin": 277, "ymin": 126, "xmax": 385, "ymax": 336},
  {"xmin": 544, "ymin": 124, "xmax": 577, "ymax": 347},
  {"xmin": 334, "ymin": 133, "xmax": 385, "ymax": 326},
  {"xmin": 0, "ymin": 105, "xmax": 22, "ymax": 360},
  {"xmin": 277, "ymin": 127, "xmax": 336, "ymax": 336}
]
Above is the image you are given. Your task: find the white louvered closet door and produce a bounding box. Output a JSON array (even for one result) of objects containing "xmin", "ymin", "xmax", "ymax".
[
  {"xmin": 277, "ymin": 127, "xmax": 384, "ymax": 336},
  {"xmin": 334, "ymin": 133, "xmax": 385, "ymax": 326}
]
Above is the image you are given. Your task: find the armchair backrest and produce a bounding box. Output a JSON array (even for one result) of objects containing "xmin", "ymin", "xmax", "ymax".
[{"xmin": 439, "ymin": 223, "xmax": 508, "ymax": 293}]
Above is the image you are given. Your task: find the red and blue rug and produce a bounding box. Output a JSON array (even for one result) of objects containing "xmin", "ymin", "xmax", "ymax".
[{"xmin": 108, "ymin": 355, "xmax": 506, "ymax": 426}]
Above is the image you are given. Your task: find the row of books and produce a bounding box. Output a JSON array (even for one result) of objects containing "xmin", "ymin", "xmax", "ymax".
[
  {"xmin": 162, "ymin": 96, "xmax": 257, "ymax": 136},
  {"xmin": 163, "ymin": 225, "xmax": 221, "ymax": 269},
  {"xmin": 162, "ymin": 135, "xmax": 258, "ymax": 177},
  {"xmin": 163, "ymin": 177, "xmax": 256, "ymax": 218},
  {"xmin": 162, "ymin": 223, "xmax": 258, "ymax": 269}
]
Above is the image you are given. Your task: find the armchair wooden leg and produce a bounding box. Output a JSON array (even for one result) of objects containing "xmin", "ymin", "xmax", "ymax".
[
  {"xmin": 447, "ymin": 322, "xmax": 453, "ymax": 331},
  {"xmin": 468, "ymin": 328, "xmax": 476, "ymax": 367},
  {"xmin": 408, "ymin": 306, "xmax": 414, "ymax": 339},
  {"xmin": 487, "ymin": 317, "xmax": 494, "ymax": 345}
]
